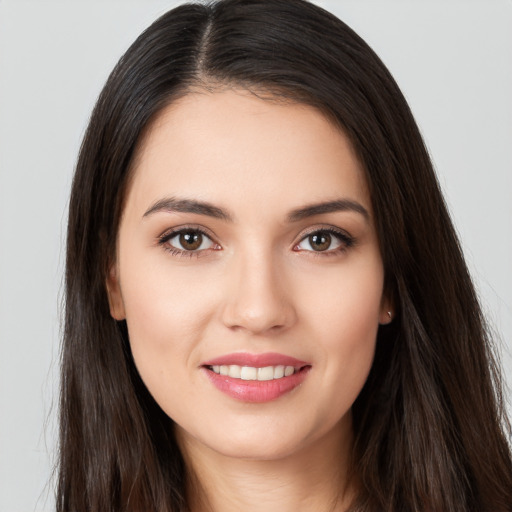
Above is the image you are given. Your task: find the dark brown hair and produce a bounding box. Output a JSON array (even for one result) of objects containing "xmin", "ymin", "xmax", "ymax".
[{"xmin": 59, "ymin": 1, "xmax": 512, "ymax": 510}]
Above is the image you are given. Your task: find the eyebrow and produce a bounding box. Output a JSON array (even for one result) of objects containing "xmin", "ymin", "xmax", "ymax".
[
  {"xmin": 143, "ymin": 197, "xmax": 233, "ymax": 221},
  {"xmin": 287, "ymin": 199, "xmax": 369, "ymax": 222},
  {"xmin": 143, "ymin": 197, "xmax": 369, "ymax": 223}
]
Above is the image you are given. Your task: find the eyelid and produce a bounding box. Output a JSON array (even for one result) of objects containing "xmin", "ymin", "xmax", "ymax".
[
  {"xmin": 157, "ymin": 223, "xmax": 218, "ymax": 241},
  {"xmin": 296, "ymin": 224, "xmax": 353, "ymax": 242}
]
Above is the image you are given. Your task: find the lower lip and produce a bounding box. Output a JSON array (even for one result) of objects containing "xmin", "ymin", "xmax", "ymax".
[{"xmin": 202, "ymin": 366, "xmax": 311, "ymax": 403}]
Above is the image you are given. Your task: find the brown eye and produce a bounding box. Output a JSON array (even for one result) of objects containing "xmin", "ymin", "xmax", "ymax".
[
  {"xmin": 179, "ymin": 231, "xmax": 203, "ymax": 250},
  {"xmin": 309, "ymin": 233, "xmax": 331, "ymax": 251},
  {"xmin": 163, "ymin": 229, "xmax": 216, "ymax": 252},
  {"xmin": 295, "ymin": 229, "xmax": 352, "ymax": 254}
]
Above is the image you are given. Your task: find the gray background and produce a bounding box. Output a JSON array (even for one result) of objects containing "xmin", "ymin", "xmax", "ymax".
[{"xmin": 0, "ymin": 1, "xmax": 510, "ymax": 510}]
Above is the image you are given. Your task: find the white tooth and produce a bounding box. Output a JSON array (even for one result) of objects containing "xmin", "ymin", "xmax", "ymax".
[
  {"xmin": 228, "ymin": 365, "xmax": 241, "ymax": 378},
  {"xmin": 212, "ymin": 364, "xmax": 298, "ymax": 380},
  {"xmin": 240, "ymin": 366, "xmax": 257, "ymax": 380},
  {"xmin": 273, "ymin": 365, "xmax": 285, "ymax": 379},
  {"xmin": 257, "ymin": 366, "xmax": 274, "ymax": 381}
]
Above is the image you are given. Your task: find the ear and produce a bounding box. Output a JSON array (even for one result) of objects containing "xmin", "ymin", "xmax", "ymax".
[
  {"xmin": 106, "ymin": 264, "xmax": 126, "ymax": 320},
  {"xmin": 378, "ymin": 295, "xmax": 394, "ymax": 325}
]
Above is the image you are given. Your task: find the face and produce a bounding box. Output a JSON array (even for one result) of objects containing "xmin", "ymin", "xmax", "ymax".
[{"xmin": 107, "ymin": 89, "xmax": 391, "ymax": 462}]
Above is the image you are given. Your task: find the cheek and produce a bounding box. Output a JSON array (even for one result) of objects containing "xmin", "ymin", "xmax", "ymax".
[
  {"xmin": 122, "ymin": 247, "xmax": 218, "ymax": 331},
  {"xmin": 298, "ymin": 256, "xmax": 383, "ymax": 399},
  {"xmin": 119, "ymin": 256, "xmax": 220, "ymax": 391},
  {"xmin": 298, "ymin": 252, "xmax": 384, "ymax": 336}
]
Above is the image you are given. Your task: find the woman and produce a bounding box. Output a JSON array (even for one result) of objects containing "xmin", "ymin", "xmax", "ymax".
[{"xmin": 59, "ymin": 0, "xmax": 512, "ymax": 510}]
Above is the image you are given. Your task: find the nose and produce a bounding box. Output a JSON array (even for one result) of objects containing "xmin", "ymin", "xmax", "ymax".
[{"xmin": 221, "ymin": 250, "xmax": 297, "ymax": 335}]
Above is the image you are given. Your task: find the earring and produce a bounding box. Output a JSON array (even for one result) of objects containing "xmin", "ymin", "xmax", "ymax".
[{"xmin": 387, "ymin": 311, "xmax": 392, "ymax": 320}]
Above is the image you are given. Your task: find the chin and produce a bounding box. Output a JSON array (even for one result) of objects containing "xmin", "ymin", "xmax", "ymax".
[
  {"xmin": 176, "ymin": 411, "xmax": 346, "ymax": 464},
  {"xmin": 205, "ymin": 434, "xmax": 307, "ymax": 462}
]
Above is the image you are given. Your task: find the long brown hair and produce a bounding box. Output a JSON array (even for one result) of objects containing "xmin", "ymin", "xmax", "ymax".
[{"xmin": 59, "ymin": 1, "xmax": 512, "ymax": 510}]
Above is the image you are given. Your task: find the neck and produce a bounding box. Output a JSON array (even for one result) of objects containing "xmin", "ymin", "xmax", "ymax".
[{"xmin": 177, "ymin": 419, "xmax": 356, "ymax": 512}]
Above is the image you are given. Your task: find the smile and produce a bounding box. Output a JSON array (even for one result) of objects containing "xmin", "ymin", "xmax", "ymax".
[
  {"xmin": 208, "ymin": 364, "xmax": 297, "ymax": 381},
  {"xmin": 201, "ymin": 353, "xmax": 311, "ymax": 402}
]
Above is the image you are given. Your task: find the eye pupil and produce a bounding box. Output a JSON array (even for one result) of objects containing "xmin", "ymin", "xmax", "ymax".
[
  {"xmin": 309, "ymin": 233, "xmax": 331, "ymax": 251},
  {"xmin": 179, "ymin": 232, "xmax": 202, "ymax": 250}
]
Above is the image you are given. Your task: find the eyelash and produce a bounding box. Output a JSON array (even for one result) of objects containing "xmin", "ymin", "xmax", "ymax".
[{"xmin": 157, "ymin": 226, "xmax": 355, "ymax": 259}]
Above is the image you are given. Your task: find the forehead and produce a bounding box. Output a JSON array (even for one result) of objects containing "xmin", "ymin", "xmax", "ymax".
[{"xmin": 125, "ymin": 89, "xmax": 370, "ymax": 218}]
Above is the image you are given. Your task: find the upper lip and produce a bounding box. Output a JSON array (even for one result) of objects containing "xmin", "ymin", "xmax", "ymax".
[{"xmin": 202, "ymin": 352, "xmax": 310, "ymax": 368}]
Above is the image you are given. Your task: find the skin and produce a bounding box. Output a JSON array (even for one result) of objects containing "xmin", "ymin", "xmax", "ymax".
[{"xmin": 107, "ymin": 89, "xmax": 391, "ymax": 511}]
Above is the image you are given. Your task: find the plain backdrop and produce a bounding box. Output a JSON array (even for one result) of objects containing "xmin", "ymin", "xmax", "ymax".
[{"xmin": 0, "ymin": 1, "xmax": 511, "ymax": 510}]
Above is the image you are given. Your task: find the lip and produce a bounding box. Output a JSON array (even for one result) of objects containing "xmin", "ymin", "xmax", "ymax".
[
  {"xmin": 202, "ymin": 352, "xmax": 309, "ymax": 368},
  {"xmin": 201, "ymin": 352, "xmax": 311, "ymax": 403}
]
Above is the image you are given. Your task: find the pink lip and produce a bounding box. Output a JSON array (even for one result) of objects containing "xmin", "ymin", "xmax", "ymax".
[
  {"xmin": 202, "ymin": 352, "xmax": 309, "ymax": 368},
  {"xmin": 201, "ymin": 352, "xmax": 311, "ymax": 403}
]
